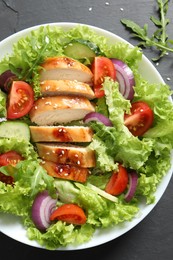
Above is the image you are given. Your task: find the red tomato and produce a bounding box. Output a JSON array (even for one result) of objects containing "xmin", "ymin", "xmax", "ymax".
[
  {"xmin": 105, "ymin": 164, "xmax": 129, "ymax": 196},
  {"xmin": 50, "ymin": 203, "xmax": 87, "ymax": 225},
  {"xmin": 0, "ymin": 150, "xmax": 23, "ymax": 185},
  {"xmin": 91, "ymin": 57, "xmax": 116, "ymax": 98},
  {"xmin": 7, "ymin": 81, "xmax": 34, "ymax": 119},
  {"xmin": 124, "ymin": 101, "xmax": 154, "ymax": 136},
  {"xmin": 0, "ymin": 150, "xmax": 23, "ymax": 166}
]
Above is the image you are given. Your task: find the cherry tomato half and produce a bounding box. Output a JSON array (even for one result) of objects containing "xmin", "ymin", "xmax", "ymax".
[
  {"xmin": 0, "ymin": 150, "xmax": 23, "ymax": 185},
  {"xmin": 7, "ymin": 81, "xmax": 34, "ymax": 119},
  {"xmin": 105, "ymin": 164, "xmax": 129, "ymax": 196},
  {"xmin": 91, "ymin": 57, "xmax": 116, "ymax": 98},
  {"xmin": 50, "ymin": 203, "xmax": 87, "ymax": 225},
  {"xmin": 0, "ymin": 150, "xmax": 23, "ymax": 166},
  {"xmin": 124, "ymin": 101, "xmax": 154, "ymax": 136}
]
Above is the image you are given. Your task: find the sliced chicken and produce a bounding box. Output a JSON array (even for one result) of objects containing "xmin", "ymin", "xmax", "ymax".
[
  {"xmin": 30, "ymin": 125, "xmax": 93, "ymax": 142},
  {"xmin": 36, "ymin": 143, "xmax": 96, "ymax": 168},
  {"xmin": 39, "ymin": 56, "xmax": 93, "ymax": 85},
  {"xmin": 41, "ymin": 160, "xmax": 89, "ymax": 183},
  {"xmin": 29, "ymin": 95, "xmax": 95, "ymax": 125},
  {"xmin": 40, "ymin": 80, "xmax": 95, "ymax": 100}
]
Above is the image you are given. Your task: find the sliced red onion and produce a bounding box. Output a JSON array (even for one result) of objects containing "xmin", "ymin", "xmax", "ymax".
[
  {"xmin": 83, "ymin": 112, "xmax": 113, "ymax": 126},
  {"xmin": 31, "ymin": 190, "xmax": 57, "ymax": 231},
  {"xmin": 124, "ymin": 171, "xmax": 138, "ymax": 202},
  {"xmin": 110, "ymin": 58, "xmax": 135, "ymax": 100},
  {"xmin": 0, "ymin": 70, "xmax": 17, "ymax": 93}
]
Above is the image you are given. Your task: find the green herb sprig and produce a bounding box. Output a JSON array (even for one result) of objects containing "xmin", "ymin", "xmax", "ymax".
[{"xmin": 121, "ymin": 0, "xmax": 173, "ymax": 61}]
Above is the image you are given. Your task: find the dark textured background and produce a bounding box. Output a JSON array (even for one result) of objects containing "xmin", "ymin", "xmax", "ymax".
[{"xmin": 0, "ymin": 0, "xmax": 173, "ymax": 259}]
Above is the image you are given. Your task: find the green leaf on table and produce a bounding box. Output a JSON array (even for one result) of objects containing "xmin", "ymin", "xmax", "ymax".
[{"xmin": 121, "ymin": 0, "xmax": 173, "ymax": 61}]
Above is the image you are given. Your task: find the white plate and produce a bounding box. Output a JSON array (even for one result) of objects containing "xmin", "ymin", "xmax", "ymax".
[{"xmin": 0, "ymin": 22, "xmax": 173, "ymax": 250}]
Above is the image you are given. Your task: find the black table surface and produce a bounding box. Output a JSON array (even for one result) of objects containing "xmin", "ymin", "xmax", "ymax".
[{"xmin": 0, "ymin": 0, "xmax": 173, "ymax": 259}]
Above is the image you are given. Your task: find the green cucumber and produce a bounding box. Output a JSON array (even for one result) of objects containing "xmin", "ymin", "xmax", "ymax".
[
  {"xmin": 0, "ymin": 121, "xmax": 30, "ymax": 141},
  {"xmin": 64, "ymin": 39, "xmax": 102, "ymax": 63}
]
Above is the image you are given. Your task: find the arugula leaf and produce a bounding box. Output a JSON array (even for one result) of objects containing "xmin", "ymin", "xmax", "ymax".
[{"xmin": 121, "ymin": 0, "xmax": 173, "ymax": 60}]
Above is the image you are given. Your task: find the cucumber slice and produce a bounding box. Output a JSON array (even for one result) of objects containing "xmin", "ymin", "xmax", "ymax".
[
  {"xmin": 0, "ymin": 121, "xmax": 30, "ymax": 141},
  {"xmin": 64, "ymin": 39, "xmax": 101, "ymax": 62},
  {"xmin": 87, "ymin": 183, "xmax": 118, "ymax": 203}
]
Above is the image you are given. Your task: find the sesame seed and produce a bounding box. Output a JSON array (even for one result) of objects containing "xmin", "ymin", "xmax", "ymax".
[
  {"xmin": 34, "ymin": 106, "xmax": 38, "ymax": 110},
  {"xmin": 166, "ymin": 77, "xmax": 171, "ymax": 81},
  {"xmin": 59, "ymin": 168, "xmax": 63, "ymax": 173},
  {"xmin": 77, "ymin": 160, "xmax": 81, "ymax": 165},
  {"xmin": 105, "ymin": 2, "xmax": 110, "ymax": 5},
  {"xmin": 120, "ymin": 7, "xmax": 124, "ymax": 11},
  {"xmin": 45, "ymin": 101, "xmax": 52, "ymax": 105},
  {"xmin": 89, "ymin": 7, "xmax": 92, "ymax": 11},
  {"xmin": 156, "ymin": 62, "xmax": 159, "ymax": 66},
  {"xmin": 45, "ymin": 86, "xmax": 50, "ymax": 90}
]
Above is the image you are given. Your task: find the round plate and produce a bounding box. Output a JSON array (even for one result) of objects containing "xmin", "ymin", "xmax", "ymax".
[{"xmin": 0, "ymin": 22, "xmax": 173, "ymax": 250}]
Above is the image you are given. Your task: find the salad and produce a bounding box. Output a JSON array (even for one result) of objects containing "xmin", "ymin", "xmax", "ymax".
[{"xmin": 0, "ymin": 24, "xmax": 173, "ymax": 250}]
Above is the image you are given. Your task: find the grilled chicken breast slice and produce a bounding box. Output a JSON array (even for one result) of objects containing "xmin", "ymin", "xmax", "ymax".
[
  {"xmin": 30, "ymin": 125, "xmax": 93, "ymax": 142},
  {"xmin": 40, "ymin": 80, "xmax": 95, "ymax": 100},
  {"xmin": 39, "ymin": 56, "xmax": 93, "ymax": 84},
  {"xmin": 36, "ymin": 143, "xmax": 96, "ymax": 168},
  {"xmin": 41, "ymin": 160, "xmax": 89, "ymax": 183},
  {"xmin": 29, "ymin": 95, "xmax": 95, "ymax": 125}
]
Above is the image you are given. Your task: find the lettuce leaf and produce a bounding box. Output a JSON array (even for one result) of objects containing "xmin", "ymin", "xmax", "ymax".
[
  {"xmin": 89, "ymin": 79, "xmax": 153, "ymax": 171},
  {"xmin": 89, "ymin": 77, "xmax": 173, "ymax": 204},
  {"xmin": 0, "ymin": 137, "xmax": 37, "ymax": 160},
  {"xmin": 0, "ymin": 181, "xmax": 31, "ymax": 216},
  {"xmin": 27, "ymin": 221, "xmax": 94, "ymax": 250},
  {"xmin": 0, "ymin": 90, "xmax": 6, "ymax": 118},
  {"xmin": 133, "ymin": 75, "xmax": 173, "ymax": 143},
  {"xmin": 0, "ymin": 138, "xmax": 55, "ymax": 216}
]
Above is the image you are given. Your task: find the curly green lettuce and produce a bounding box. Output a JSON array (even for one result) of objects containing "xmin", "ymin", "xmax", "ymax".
[{"xmin": 0, "ymin": 24, "xmax": 172, "ymax": 250}]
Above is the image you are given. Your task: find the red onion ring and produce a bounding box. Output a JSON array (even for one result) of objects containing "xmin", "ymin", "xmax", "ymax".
[
  {"xmin": 0, "ymin": 70, "xmax": 16, "ymax": 93},
  {"xmin": 124, "ymin": 171, "xmax": 138, "ymax": 202},
  {"xmin": 31, "ymin": 190, "xmax": 57, "ymax": 231},
  {"xmin": 83, "ymin": 112, "xmax": 113, "ymax": 126},
  {"xmin": 110, "ymin": 58, "xmax": 135, "ymax": 100}
]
